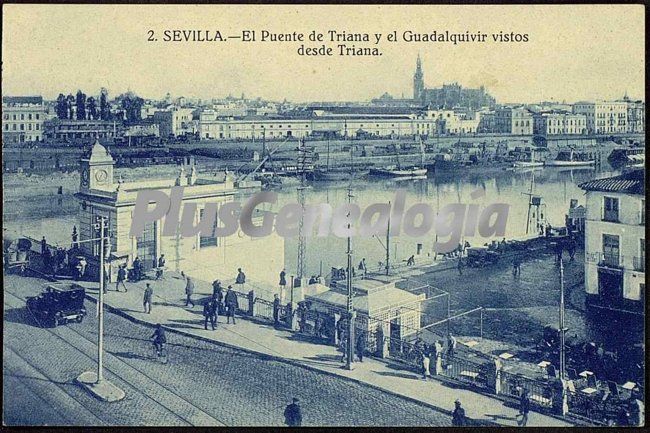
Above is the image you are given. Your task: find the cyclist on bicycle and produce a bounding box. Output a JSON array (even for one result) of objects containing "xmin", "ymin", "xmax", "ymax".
[{"xmin": 151, "ymin": 324, "xmax": 166, "ymax": 357}]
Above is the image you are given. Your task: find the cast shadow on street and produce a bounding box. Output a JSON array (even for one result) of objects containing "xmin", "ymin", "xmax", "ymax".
[
  {"xmin": 3, "ymin": 307, "xmax": 43, "ymax": 329},
  {"xmin": 373, "ymin": 371, "xmax": 420, "ymax": 380},
  {"xmin": 6, "ymin": 373, "xmax": 72, "ymax": 387},
  {"xmin": 109, "ymin": 350, "xmax": 155, "ymax": 361}
]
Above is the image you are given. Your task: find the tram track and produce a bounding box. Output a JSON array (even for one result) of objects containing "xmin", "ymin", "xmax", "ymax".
[{"xmin": 4, "ymin": 288, "xmax": 226, "ymax": 426}]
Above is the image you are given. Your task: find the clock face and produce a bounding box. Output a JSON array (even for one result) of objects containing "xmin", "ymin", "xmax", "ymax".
[
  {"xmin": 95, "ymin": 169, "xmax": 108, "ymax": 183},
  {"xmin": 81, "ymin": 169, "xmax": 89, "ymax": 187}
]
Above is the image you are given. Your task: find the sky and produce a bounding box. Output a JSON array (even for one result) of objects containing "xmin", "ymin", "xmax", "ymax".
[{"xmin": 2, "ymin": 4, "xmax": 645, "ymax": 103}]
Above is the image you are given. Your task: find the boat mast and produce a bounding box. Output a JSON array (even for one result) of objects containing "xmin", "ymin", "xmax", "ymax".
[
  {"xmin": 326, "ymin": 138, "xmax": 330, "ymax": 172},
  {"xmin": 419, "ymin": 136, "xmax": 425, "ymax": 168}
]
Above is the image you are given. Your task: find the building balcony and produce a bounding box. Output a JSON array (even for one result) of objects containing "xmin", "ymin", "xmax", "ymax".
[
  {"xmin": 587, "ymin": 252, "xmax": 623, "ymax": 269},
  {"xmin": 632, "ymin": 256, "xmax": 646, "ymax": 273}
]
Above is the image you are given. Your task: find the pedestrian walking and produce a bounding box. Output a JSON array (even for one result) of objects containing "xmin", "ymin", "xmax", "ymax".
[
  {"xmin": 143, "ymin": 283, "xmax": 153, "ymax": 314},
  {"xmin": 156, "ymin": 254, "xmax": 165, "ymax": 279},
  {"xmin": 447, "ymin": 333, "xmax": 457, "ymax": 358},
  {"xmin": 567, "ymin": 239, "xmax": 576, "ymax": 262},
  {"xmin": 273, "ymin": 294, "xmax": 281, "ymax": 327},
  {"xmin": 132, "ymin": 256, "xmax": 142, "ymax": 282},
  {"xmin": 406, "ymin": 255, "xmax": 415, "ymax": 266},
  {"xmin": 452, "ymin": 399, "xmax": 466, "ymax": 426},
  {"xmin": 116, "ymin": 265, "xmax": 127, "ymax": 292},
  {"xmin": 284, "ymin": 397, "xmax": 302, "ymax": 427},
  {"xmin": 513, "ymin": 257, "xmax": 521, "ymax": 277},
  {"xmin": 356, "ymin": 331, "xmax": 366, "ymax": 362},
  {"xmin": 78, "ymin": 256, "xmax": 87, "ymax": 279},
  {"xmin": 41, "ymin": 236, "xmax": 47, "ymax": 255},
  {"xmin": 279, "ymin": 268, "xmax": 286, "ymax": 301},
  {"xmin": 184, "ymin": 274, "xmax": 195, "ymax": 308},
  {"xmin": 422, "ymin": 350, "xmax": 431, "ymax": 380},
  {"xmin": 224, "ymin": 285, "xmax": 238, "ymax": 324},
  {"xmin": 457, "ymin": 257, "xmax": 464, "ymax": 275},
  {"xmin": 212, "ymin": 279, "xmax": 223, "ymax": 311},
  {"xmin": 358, "ymin": 258, "xmax": 367, "ymax": 278},
  {"xmin": 203, "ymin": 299, "xmax": 217, "ymax": 330},
  {"xmin": 235, "ymin": 267, "xmax": 246, "ymax": 285},
  {"xmin": 518, "ymin": 389, "xmax": 530, "ymax": 426}
]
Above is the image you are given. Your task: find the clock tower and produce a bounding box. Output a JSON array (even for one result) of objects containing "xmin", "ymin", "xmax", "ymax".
[{"xmin": 80, "ymin": 138, "xmax": 115, "ymax": 192}]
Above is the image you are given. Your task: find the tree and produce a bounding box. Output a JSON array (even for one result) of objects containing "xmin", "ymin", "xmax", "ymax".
[
  {"xmin": 121, "ymin": 94, "xmax": 144, "ymax": 123},
  {"xmin": 87, "ymin": 97, "xmax": 98, "ymax": 120},
  {"xmin": 66, "ymin": 94, "xmax": 75, "ymax": 119},
  {"xmin": 76, "ymin": 90, "xmax": 87, "ymax": 120},
  {"xmin": 99, "ymin": 88, "xmax": 109, "ymax": 120},
  {"xmin": 56, "ymin": 94, "xmax": 68, "ymax": 119}
]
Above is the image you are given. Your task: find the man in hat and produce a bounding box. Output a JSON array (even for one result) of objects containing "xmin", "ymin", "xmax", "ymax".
[
  {"xmin": 452, "ymin": 399, "xmax": 466, "ymax": 426},
  {"xmin": 284, "ymin": 397, "xmax": 302, "ymax": 427},
  {"xmin": 224, "ymin": 285, "xmax": 238, "ymax": 324}
]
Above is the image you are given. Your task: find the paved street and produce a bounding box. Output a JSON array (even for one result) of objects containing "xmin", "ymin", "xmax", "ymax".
[{"xmin": 4, "ymin": 274, "xmax": 452, "ymax": 426}]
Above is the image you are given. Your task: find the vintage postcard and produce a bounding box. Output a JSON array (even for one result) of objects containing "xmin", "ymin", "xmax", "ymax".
[{"xmin": 2, "ymin": 4, "xmax": 645, "ymax": 428}]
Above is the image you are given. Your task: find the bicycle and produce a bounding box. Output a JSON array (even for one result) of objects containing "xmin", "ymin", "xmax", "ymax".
[{"xmin": 151, "ymin": 340, "xmax": 169, "ymax": 364}]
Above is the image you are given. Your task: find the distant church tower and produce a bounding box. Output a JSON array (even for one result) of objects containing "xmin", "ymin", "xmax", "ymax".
[{"xmin": 413, "ymin": 54, "xmax": 425, "ymax": 101}]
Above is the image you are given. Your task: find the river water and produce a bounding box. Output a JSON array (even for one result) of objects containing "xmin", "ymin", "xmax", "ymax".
[{"xmin": 3, "ymin": 165, "xmax": 620, "ymax": 279}]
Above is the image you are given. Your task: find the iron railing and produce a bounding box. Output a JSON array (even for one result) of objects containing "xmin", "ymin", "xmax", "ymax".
[
  {"xmin": 440, "ymin": 354, "xmax": 489, "ymax": 389},
  {"xmin": 500, "ymin": 371, "xmax": 555, "ymax": 409},
  {"xmin": 232, "ymin": 290, "xmax": 249, "ymax": 313}
]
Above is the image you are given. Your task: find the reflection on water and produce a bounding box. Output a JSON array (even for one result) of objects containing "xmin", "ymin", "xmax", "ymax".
[{"xmin": 3, "ymin": 166, "xmax": 621, "ymax": 277}]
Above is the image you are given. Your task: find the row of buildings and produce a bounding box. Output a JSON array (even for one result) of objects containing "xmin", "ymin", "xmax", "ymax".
[{"xmin": 3, "ymin": 92, "xmax": 645, "ymax": 145}]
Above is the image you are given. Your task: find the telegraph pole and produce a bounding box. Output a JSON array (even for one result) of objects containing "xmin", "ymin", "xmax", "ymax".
[
  {"xmin": 97, "ymin": 217, "xmax": 106, "ymax": 383},
  {"xmin": 560, "ymin": 259, "xmax": 566, "ymax": 379},
  {"xmin": 345, "ymin": 184, "xmax": 356, "ymax": 370}
]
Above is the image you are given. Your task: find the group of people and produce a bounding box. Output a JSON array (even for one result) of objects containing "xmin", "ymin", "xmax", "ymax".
[{"xmin": 207, "ymin": 278, "xmax": 240, "ymax": 327}]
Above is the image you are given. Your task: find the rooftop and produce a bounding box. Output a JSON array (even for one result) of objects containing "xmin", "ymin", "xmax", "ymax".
[
  {"xmin": 306, "ymin": 277, "xmax": 423, "ymax": 314},
  {"xmin": 2, "ymin": 96, "xmax": 43, "ymax": 105},
  {"xmin": 579, "ymin": 169, "xmax": 645, "ymax": 195}
]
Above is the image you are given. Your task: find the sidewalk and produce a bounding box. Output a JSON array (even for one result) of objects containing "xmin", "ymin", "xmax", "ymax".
[{"xmin": 76, "ymin": 271, "xmax": 572, "ymax": 427}]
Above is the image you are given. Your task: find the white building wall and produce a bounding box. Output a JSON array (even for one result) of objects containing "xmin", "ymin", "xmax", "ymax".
[{"xmin": 584, "ymin": 190, "xmax": 645, "ymax": 300}]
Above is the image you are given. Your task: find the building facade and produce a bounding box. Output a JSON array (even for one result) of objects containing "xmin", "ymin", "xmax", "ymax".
[
  {"xmin": 153, "ymin": 108, "xmax": 197, "ymax": 137},
  {"xmin": 494, "ymin": 107, "xmax": 534, "ymax": 135},
  {"xmin": 572, "ymin": 101, "xmax": 628, "ymax": 134},
  {"xmin": 2, "ymin": 96, "xmax": 46, "ymax": 144},
  {"xmin": 580, "ymin": 170, "xmax": 645, "ymax": 314},
  {"xmin": 622, "ymin": 97, "xmax": 645, "ymax": 134},
  {"xmin": 44, "ymin": 119, "xmax": 120, "ymax": 141},
  {"xmin": 74, "ymin": 140, "xmax": 285, "ymax": 286},
  {"xmin": 198, "ymin": 109, "xmax": 478, "ymax": 140},
  {"xmin": 532, "ymin": 111, "xmax": 587, "ymax": 136}
]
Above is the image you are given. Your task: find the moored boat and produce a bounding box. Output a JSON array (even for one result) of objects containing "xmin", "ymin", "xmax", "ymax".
[
  {"xmin": 545, "ymin": 150, "xmax": 595, "ymax": 167},
  {"xmin": 313, "ymin": 168, "xmax": 370, "ymax": 181},
  {"xmin": 369, "ymin": 165, "xmax": 428, "ymax": 177}
]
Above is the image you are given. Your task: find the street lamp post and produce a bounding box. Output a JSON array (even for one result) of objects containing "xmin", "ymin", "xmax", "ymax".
[{"xmin": 76, "ymin": 215, "xmax": 124, "ymax": 402}]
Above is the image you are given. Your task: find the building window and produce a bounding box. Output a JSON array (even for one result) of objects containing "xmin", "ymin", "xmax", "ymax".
[
  {"xmin": 602, "ymin": 234, "xmax": 620, "ymax": 266},
  {"xmin": 603, "ymin": 196, "xmax": 619, "ymax": 222}
]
